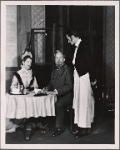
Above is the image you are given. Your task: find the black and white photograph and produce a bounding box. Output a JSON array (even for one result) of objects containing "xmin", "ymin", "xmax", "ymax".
[{"xmin": 1, "ymin": 1, "xmax": 119, "ymax": 149}]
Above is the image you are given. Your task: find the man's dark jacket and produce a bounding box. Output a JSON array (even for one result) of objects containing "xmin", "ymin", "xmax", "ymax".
[
  {"xmin": 75, "ymin": 40, "xmax": 95, "ymax": 82},
  {"xmin": 47, "ymin": 64, "xmax": 73, "ymax": 99}
]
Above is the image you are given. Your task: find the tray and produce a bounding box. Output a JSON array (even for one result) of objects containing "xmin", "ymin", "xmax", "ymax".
[{"xmin": 34, "ymin": 93, "xmax": 48, "ymax": 96}]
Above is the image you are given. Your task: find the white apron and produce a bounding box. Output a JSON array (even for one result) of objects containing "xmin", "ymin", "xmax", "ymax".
[{"xmin": 73, "ymin": 69, "xmax": 94, "ymax": 128}]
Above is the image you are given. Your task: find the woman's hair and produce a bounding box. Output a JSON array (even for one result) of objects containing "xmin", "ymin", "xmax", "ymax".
[{"xmin": 22, "ymin": 55, "xmax": 32, "ymax": 62}]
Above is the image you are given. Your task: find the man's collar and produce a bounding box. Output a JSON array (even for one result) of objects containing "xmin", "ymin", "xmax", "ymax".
[
  {"xmin": 75, "ymin": 38, "xmax": 82, "ymax": 47},
  {"xmin": 56, "ymin": 63, "xmax": 66, "ymax": 70}
]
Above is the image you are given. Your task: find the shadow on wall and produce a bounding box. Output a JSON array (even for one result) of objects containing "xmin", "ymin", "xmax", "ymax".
[
  {"xmin": 6, "ymin": 71, "xmax": 15, "ymax": 93},
  {"xmin": 34, "ymin": 64, "xmax": 52, "ymax": 89}
]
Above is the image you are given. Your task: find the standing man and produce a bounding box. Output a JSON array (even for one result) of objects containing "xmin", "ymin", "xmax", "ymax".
[
  {"xmin": 43, "ymin": 50, "xmax": 73, "ymax": 137},
  {"xmin": 66, "ymin": 30, "xmax": 96, "ymax": 139}
]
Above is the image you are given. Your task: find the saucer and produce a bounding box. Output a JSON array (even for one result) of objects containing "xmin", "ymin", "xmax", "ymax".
[{"xmin": 9, "ymin": 91, "xmax": 24, "ymax": 95}]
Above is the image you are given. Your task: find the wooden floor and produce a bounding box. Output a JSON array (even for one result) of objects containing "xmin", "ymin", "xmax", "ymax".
[{"xmin": 6, "ymin": 109, "xmax": 114, "ymax": 145}]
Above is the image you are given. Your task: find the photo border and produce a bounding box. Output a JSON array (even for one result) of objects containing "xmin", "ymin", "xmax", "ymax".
[{"xmin": 1, "ymin": 1, "xmax": 119, "ymax": 149}]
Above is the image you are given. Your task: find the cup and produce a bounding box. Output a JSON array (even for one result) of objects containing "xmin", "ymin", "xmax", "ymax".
[
  {"xmin": 23, "ymin": 88, "xmax": 27, "ymax": 94},
  {"xmin": 34, "ymin": 89, "xmax": 41, "ymax": 94},
  {"xmin": 20, "ymin": 85, "xmax": 24, "ymax": 93},
  {"xmin": 12, "ymin": 88, "xmax": 20, "ymax": 94}
]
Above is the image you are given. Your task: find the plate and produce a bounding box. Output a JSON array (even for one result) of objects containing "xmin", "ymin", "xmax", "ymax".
[{"xmin": 9, "ymin": 92, "xmax": 26, "ymax": 95}]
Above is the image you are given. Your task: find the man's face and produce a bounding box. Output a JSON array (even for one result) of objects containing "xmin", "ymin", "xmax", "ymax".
[
  {"xmin": 55, "ymin": 52, "xmax": 65, "ymax": 68},
  {"xmin": 66, "ymin": 35, "xmax": 71, "ymax": 44},
  {"xmin": 66, "ymin": 35, "xmax": 76, "ymax": 45}
]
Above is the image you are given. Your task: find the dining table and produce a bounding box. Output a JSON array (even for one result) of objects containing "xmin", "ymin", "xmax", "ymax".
[{"xmin": 6, "ymin": 91, "xmax": 57, "ymax": 119}]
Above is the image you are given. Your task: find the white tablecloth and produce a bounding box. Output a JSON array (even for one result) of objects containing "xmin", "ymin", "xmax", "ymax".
[{"xmin": 6, "ymin": 92, "xmax": 57, "ymax": 119}]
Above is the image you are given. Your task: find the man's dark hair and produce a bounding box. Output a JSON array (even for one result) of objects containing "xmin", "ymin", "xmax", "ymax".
[{"xmin": 66, "ymin": 29, "xmax": 80, "ymax": 38}]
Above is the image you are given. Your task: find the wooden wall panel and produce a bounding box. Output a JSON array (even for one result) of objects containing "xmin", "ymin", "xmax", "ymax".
[{"xmin": 17, "ymin": 5, "xmax": 31, "ymax": 58}]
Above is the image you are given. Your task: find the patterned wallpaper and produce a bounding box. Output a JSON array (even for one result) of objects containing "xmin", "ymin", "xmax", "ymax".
[
  {"xmin": 31, "ymin": 5, "xmax": 45, "ymax": 64},
  {"xmin": 104, "ymin": 7, "xmax": 115, "ymax": 101}
]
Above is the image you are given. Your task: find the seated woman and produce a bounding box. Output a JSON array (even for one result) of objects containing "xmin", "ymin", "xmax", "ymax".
[
  {"xmin": 6, "ymin": 55, "xmax": 38, "ymax": 134},
  {"xmin": 11, "ymin": 55, "xmax": 38, "ymax": 91}
]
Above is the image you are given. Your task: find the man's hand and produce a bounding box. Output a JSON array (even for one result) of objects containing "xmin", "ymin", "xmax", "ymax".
[
  {"xmin": 91, "ymin": 79, "xmax": 97, "ymax": 86},
  {"xmin": 42, "ymin": 87, "xmax": 48, "ymax": 93},
  {"xmin": 54, "ymin": 89, "xmax": 58, "ymax": 94}
]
